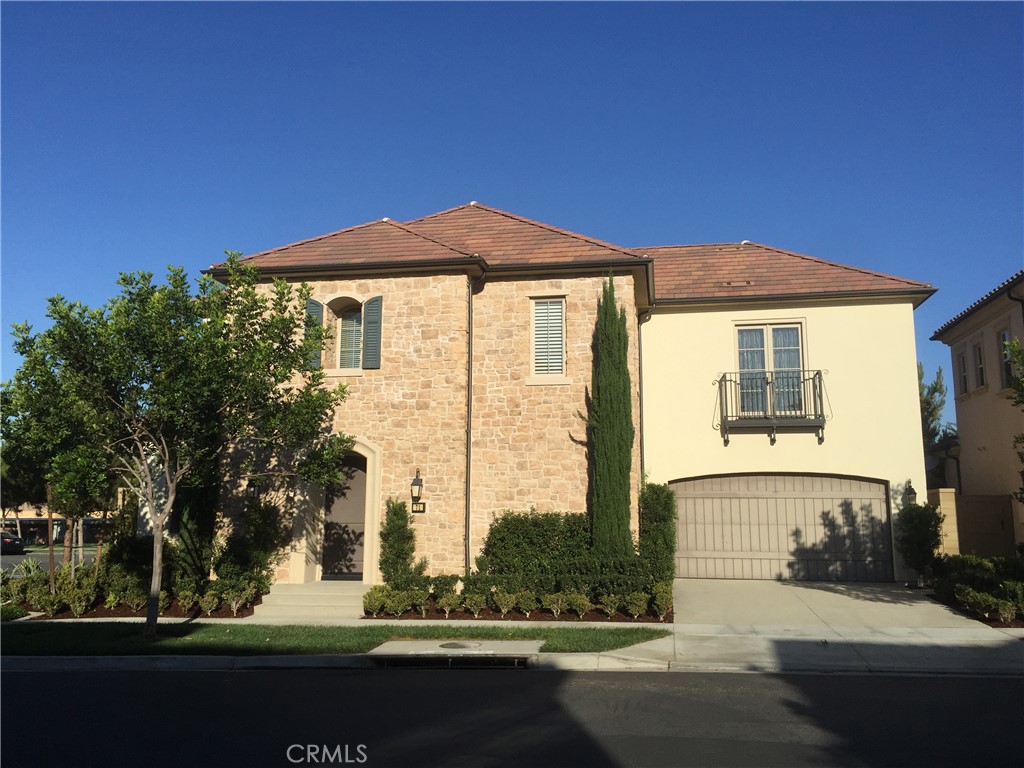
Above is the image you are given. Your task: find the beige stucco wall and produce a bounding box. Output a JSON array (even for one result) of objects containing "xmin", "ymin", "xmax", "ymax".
[
  {"xmin": 940, "ymin": 292, "xmax": 1024, "ymax": 546},
  {"xmin": 641, "ymin": 297, "xmax": 928, "ymax": 578},
  {"xmin": 468, "ymin": 274, "xmax": 642, "ymax": 559}
]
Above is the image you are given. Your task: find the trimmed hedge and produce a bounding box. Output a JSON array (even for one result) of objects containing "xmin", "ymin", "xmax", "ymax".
[{"xmin": 639, "ymin": 482, "xmax": 677, "ymax": 583}]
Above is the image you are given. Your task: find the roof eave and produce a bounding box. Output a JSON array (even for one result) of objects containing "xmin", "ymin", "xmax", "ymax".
[
  {"xmin": 202, "ymin": 256, "xmax": 489, "ymax": 281},
  {"xmin": 653, "ymin": 287, "xmax": 936, "ymax": 309}
]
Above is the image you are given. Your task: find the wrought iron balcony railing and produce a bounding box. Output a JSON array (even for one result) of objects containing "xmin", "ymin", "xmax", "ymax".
[{"xmin": 716, "ymin": 369, "xmax": 826, "ymax": 444}]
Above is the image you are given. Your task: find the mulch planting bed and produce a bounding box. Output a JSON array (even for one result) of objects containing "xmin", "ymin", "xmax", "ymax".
[
  {"xmin": 363, "ymin": 605, "xmax": 673, "ymax": 623},
  {"xmin": 21, "ymin": 597, "xmax": 260, "ymax": 621},
  {"xmin": 925, "ymin": 591, "xmax": 1024, "ymax": 629}
]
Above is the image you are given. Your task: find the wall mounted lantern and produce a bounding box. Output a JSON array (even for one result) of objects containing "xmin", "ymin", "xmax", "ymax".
[
  {"xmin": 903, "ymin": 482, "xmax": 917, "ymax": 506},
  {"xmin": 410, "ymin": 469, "xmax": 426, "ymax": 513},
  {"xmin": 248, "ymin": 481, "xmax": 261, "ymax": 500}
]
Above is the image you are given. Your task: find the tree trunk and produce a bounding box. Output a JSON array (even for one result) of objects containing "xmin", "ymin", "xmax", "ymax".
[
  {"xmin": 47, "ymin": 509, "xmax": 55, "ymax": 594},
  {"xmin": 143, "ymin": 518, "xmax": 165, "ymax": 640},
  {"xmin": 63, "ymin": 522, "xmax": 74, "ymax": 577}
]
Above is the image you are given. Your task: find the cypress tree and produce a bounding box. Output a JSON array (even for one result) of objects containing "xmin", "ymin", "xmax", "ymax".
[{"xmin": 588, "ymin": 277, "xmax": 634, "ymax": 557}]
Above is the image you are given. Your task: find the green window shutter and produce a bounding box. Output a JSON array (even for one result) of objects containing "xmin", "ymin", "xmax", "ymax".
[
  {"xmin": 305, "ymin": 298, "xmax": 324, "ymax": 370},
  {"xmin": 362, "ymin": 295, "xmax": 383, "ymax": 370}
]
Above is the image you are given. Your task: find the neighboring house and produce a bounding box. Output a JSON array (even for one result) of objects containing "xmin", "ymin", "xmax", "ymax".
[
  {"xmin": 931, "ymin": 270, "xmax": 1024, "ymax": 556},
  {"xmin": 641, "ymin": 243, "xmax": 933, "ymax": 581},
  {"xmin": 209, "ymin": 203, "xmax": 934, "ymax": 585}
]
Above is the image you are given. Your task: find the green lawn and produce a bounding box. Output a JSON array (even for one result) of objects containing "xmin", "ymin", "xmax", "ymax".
[{"xmin": 1, "ymin": 622, "xmax": 670, "ymax": 656}]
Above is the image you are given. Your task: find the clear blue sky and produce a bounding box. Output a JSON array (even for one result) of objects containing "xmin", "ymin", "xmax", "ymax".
[{"xmin": 3, "ymin": 2, "xmax": 1022, "ymax": 426}]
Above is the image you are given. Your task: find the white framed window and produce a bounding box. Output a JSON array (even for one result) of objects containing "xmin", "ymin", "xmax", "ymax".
[
  {"xmin": 337, "ymin": 305, "xmax": 363, "ymax": 369},
  {"xmin": 997, "ymin": 329, "xmax": 1013, "ymax": 389},
  {"xmin": 307, "ymin": 294, "xmax": 383, "ymax": 373},
  {"xmin": 972, "ymin": 342, "xmax": 986, "ymax": 388},
  {"xmin": 531, "ymin": 297, "xmax": 566, "ymax": 377},
  {"xmin": 956, "ymin": 351, "xmax": 969, "ymax": 395},
  {"xmin": 737, "ymin": 324, "xmax": 804, "ymax": 416}
]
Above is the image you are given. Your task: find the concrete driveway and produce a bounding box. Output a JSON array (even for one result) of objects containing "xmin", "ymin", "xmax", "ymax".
[{"xmin": 673, "ymin": 578, "xmax": 980, "ymax": 630}]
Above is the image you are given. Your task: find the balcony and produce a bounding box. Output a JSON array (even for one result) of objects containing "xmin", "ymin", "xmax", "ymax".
[{"xmin": 716, "ymin": 369, "xmax": 826, "ymax": 445}]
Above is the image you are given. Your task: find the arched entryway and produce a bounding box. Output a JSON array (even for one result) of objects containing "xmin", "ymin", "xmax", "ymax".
[{"xmin": 321, "ymin": 453, "xmax": 367, "ymax": 579}]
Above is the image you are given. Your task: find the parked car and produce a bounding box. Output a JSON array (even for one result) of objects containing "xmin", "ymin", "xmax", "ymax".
[{"xmin": 1, "ymin": 532, "xmax": 25, "ymax": 554}]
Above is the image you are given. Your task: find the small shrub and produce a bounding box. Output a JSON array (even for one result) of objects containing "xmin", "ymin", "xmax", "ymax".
[
  {"xmin": 104, "ymin": 592, "xmax": 119, "ymax": 610},
  {"xmin": 176, "ymin": 585, "xmax": 200, "ymax": 614},
  {"xmin": 996, "ymin": 599, "xmax": 1017, "ymax": 624},
  {"xmin": 124, "ymin": 587, "xmax": 149, "ymax": 613},
  {"xmin": 622, "ymin": 591, "xmax": 650, "ymax": 620},
  {"xmin": 221, "ymin": 578, "xmax": 259, "ymax": 617},
  {"xmin": 3, "ymin": 573, "xmax": 31, "ymax": 605},
  {"xmin": 362, "ymin": 585, "xmax": 389, "ymax": 617},
  {"xmin": 492, "ymin": 587, "xmax": 518, "ymax": 618},
  {"xmin": 12, "ymin": 558, "xmax": 42, "ymax": 578},
  {"xmin": 652, "ymin": 581, "xmax": 673, "ymax": 621},
  {"xmin": 541, "ymin": 592, "xmax": 565, "ymax": 619},
  {"xmin": 158, "ymin": 590, "xmax": 171, "ymax": 615},
  {"xmin": 409, "ymin": 588, "xmax": 431, "ymax": 618},
  {"xmin": 564, "ymin": 590, "xmax": 591, "ymax": 620},
  {"xmin": 383, "ymin": 589, "xmax": 413, "ymax": 618},
  {"xmin": 596, "ymin": 594, "xmax": 621, "ymax": 619},
  {"xmin": 515, "ymin": 590, "xmax": 539, "ymax": 618},
  {"xmin": 436, "ymin": 591, "xmax": 462, "ymax": 619},
  {"xmin": 199, "ymin": 590, "xmax": 221, "ymax": 616},
  {"xmin": 379, "ymin": 498, "xmax": 429, "ymax": 589},
  {"xmin": 1, "ymin": 603, "xmax": 28, "ymax": 622},
  {"xmin": 35, "ymin": 590, "xmax": 66, "ymax": 618},
  {"xmin": 463, "ymin": 592, "xmax": 487, "ymax": 619}
]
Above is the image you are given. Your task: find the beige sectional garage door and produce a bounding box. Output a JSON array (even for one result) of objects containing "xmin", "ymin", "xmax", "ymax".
[{"xmin": 672, "ymin": 474, "xmax": 893, "ymax": 581}]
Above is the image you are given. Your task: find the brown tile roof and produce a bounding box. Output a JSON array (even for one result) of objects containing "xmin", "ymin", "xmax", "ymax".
[
  {"xmin": 234, "ymin": 218, "xmax": 477, "ymax": 270},
  {"xmin": 639, "ymin": 242, "xmax": 935, "ymax": 305},
  {"xmin": 931, "ymin": 269, "xmax": 1024, "ymax": 340},
  {"xmin": 404, "ymin": 202, "xmax": 644, "ymax": 266}
]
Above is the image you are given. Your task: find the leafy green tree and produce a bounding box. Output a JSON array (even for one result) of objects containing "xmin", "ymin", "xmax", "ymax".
[
  {"xmin": 587, "ymin": 278, "xmax": 634, "ymax": 557},
  {"xmin": 46, "ymin": 444, "xmax": 116, "ymax": 573},
  {"xmin": 1006, "ymin": 338, "xmax": 1024, "ymax": 504},
  {"xmin": 918, "ymin": 362, "xmax": 955, "ymax": 451},
  {"xmin": 6, "ymin": 255, "xmax": 352, "ymax": 637}
]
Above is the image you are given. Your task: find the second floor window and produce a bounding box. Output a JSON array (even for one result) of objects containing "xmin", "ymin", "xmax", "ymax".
[
  {"xmin": 972, "ymin": 343, "xmax": 986, "ymax": 388},
  {"xmin": 738, "ymin": 325, "xmax": 803, "ymax": 416},
  {"xmin": 338, "ymin": 306, "xmax": 362, "ymax": 369},
  {"xmin": 998, "ymin": 329, "xmax": 1013, "ymax": 388},
  {"xmin": 532, "ymin": 298, "xmax": 566, "ymax": 376}
]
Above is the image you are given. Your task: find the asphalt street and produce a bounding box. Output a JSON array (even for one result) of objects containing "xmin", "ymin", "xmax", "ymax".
[{"xmin": 2, "ymin": 670, "xmax": 1021, "ymax": 768}]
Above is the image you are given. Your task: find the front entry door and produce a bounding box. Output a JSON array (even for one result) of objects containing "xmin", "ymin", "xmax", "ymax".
[{"xmin": 321, "ymin": 454, "xmax": 366, "ymax": 579}]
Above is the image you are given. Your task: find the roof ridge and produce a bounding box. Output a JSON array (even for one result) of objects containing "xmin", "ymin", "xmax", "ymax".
[
  {"xmin": 240, "ymin": 219, "xmax": 386, "ymax": 261},
  {"xmin": 407, "ymin": 201, "xmax": 646, "ymax": 259}
]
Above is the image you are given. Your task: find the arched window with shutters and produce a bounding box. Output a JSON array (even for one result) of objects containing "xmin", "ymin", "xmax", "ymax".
[{"xmin": 305, "ymin": 294, "xmax": 383, "ymax": 372}]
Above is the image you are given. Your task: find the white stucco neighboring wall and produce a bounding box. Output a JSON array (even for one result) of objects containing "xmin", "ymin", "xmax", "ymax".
[{"xmin": 641, "ymin": 297, "xmax": 927, "ymax": 508}]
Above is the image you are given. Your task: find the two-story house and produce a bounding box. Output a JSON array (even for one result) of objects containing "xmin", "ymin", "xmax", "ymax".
[
  {"xmin": 931, "ymin": 270, "xmax": 1024, "ymax": 556},
  {"xmin": 209, "ymin": 203, "xmax": 934, "ymax": 587}
]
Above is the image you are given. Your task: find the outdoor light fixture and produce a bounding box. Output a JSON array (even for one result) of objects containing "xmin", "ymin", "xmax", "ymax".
[
  {"xmin": 248, "ymin": 481, "xmax": 260, "ymax": 500},
  {"xmin": 410, "ymin": 469, "xmax": 426, "ymax": 513},
  {"xmin": 904, "ymin": 482, "xmax": 917, "ymax": 506}
]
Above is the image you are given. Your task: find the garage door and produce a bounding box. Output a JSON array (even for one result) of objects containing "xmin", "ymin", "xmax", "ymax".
[{"xmin": 672, "ymin": 474, "xmax": 893, "ymax": 581}]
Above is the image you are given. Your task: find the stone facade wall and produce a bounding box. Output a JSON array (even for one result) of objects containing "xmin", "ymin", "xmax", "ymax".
[
  {"xmin": 272, "ymin": 270, "xmax": 642, "ymax": 583},
  {"xmin": 467, "ymin": 273, "xmax": 642, "ymax": 560}
]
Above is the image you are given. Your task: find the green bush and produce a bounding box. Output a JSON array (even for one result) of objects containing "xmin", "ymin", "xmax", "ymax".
[
  {"xmin": 56, "ymin": 568, "xmax": 97, "ymax": 618},
  {"xmin": 436, "ymin": 591, "xmax": 462, "ymax": 619},
  {"xmin": 219, "ymin": 575, "xmax": 260, "ymax": 616},
  {"xmin": 409, "ymin": 588, "xmax": 431, "ymax": 618},
  {"xmin": 564, "ymin": 590, "xmax": 591, "ymax": 620},
  {"xmin": 383, "ymin": 589, "xmax": 413, "ymax": 618},
  {"xmin": 596, "ymin": 594, "xmax": 621, "ymax": 619},
  {"xmin": 492, "ymin": 587, "xmax": 518, "ymax": 618},
  {"xmin": 652, "ymin": 581, "xmax": 673, "ymax": 621},
  {"xmin": 622, "ymin": 591, "xmax": 650, "ymax": 620},
  {"xmin": 1, "ymin": 603, "xmax": 28, "ymax": 622},
  {"xmin": 174, "ymin": 574, "xmax": 202, "ymax": 614},
  {"xmin": 158, "ymin": 590, "xmax": 172, "ymax": 615},
  {"xmin": 379, "ymin": 498, "xmax": 428, "ymax": 589},
  {"xmin": 639, "ymin": 482, "xmax": 677, "ymax": 583},
  {"xmin": 479, "ymin": 511, "xmax": 590, "ymax": 576},
  {"xmin": 516, "ymin": 590, "xmax": 539, "ymax": 618},
  {"xmin": 362, "ymin": 584, "xmax": 389, "ymax": 617},
  {"xmin": 462, "ymin": 592, "xmax": 487, "ymax": 619},
  {"xmin": 541, "ymin": 592, "xmax": 566, "ymax": 619},
  {"xmin": 213, "ymin": 501, "xmax": 290, "ymax": 597},
  {"xmin": 430, "ymin": 574, "xmax": 460, "ymax": 597},
  {"xmin": 27, "ymin": 579, "xmax": 65, "ymax": 617},
  {"xmin": 894, "ymin": 503, "xmax": 944, "ymax": 581},
  {"xmin": 199, "ymin": 590, "xmax": 220, "ymax": 616}
]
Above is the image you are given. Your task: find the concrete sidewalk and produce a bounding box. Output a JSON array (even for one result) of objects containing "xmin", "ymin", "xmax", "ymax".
[{"xmin": 4, "ymin": 580, "xmax": 1023, "ymax": 675}]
